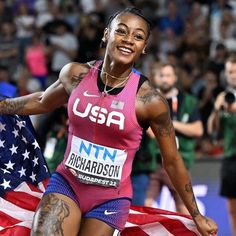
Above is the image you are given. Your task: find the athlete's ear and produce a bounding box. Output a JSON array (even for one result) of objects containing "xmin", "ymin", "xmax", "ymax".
[
  {"xmin": 100, "ymin": 38, "xmax": 107, "ymax": 48},
  {"xmin": 142, "ymin": 45, "xmax": 147, "ymax": 54},
  {"xmin": 103, "ymin": 28, "xmax": 109, "ymax": 42},
  {"xmin": 100, "ymin": 28, "xmax": 109, "ymax": 48}
]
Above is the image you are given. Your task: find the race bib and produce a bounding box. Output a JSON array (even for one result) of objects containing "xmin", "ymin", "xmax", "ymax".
[{"xmin": 65, "ymin": 136, "xmax": 127, "ymax": 187}]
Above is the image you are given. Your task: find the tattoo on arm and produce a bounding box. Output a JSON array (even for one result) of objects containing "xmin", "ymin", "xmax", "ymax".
[
  {"xmin": 156, "ymin": 113, "xmax": 174, "ymax": 137},
  {"xmin": 0, "ymin": 97, "xmax": 29, "ymax": 114},
  {"xmin": 138, "ymin": 84, "xmax": 174, "ymax": 137},
  {"xmin": 137, "ymin": 84, "xmax": 168, "ymax": 105},
  {"xmin": 71, "ymin": 72, "xmax": 87, "ymax": 88},
  {"xmin": 137, "ymin": 88, "xmax": 159, "ymax": 104},
  {"xmin": 185, "ymin": 182, "xmax": 200, "ymax": 218},
  {"xmin": 31, "ymin": 194, "xmax": 70, "ymax": 236}
]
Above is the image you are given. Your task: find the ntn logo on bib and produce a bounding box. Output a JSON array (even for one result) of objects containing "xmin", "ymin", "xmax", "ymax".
[{"xmin": 65, "ymin": 136, "xmax": 127, "ymax": 187}]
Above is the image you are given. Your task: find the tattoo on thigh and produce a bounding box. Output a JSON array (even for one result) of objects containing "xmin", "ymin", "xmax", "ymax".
[{"xmin": 32, "ymin": 194, "xmax": 70, "ymax": 236}]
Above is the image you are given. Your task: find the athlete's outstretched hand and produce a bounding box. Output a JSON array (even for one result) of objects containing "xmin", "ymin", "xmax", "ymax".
[{"xmin": 194, "ymin": 215, "xmax": 218, "ymax": 236}]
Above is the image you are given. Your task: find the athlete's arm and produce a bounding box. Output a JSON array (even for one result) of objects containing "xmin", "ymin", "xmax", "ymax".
[
  {"xmin": 0, "ymin": 62, "xmax": 91, "ymax": 116},
  {"xmin": 136, "ymin": 81, "xmax": 217, "ymax": 235},
  {"xmin": 137, "ymin": 83, "xmax": 199, "ymax": 217},
  {"xmin": 0, "ymin": 62, "xmax": 87, "ymax": 116},
  {"xmin": 0, "ymin": 81, "xmax": 68, "ymax": 115}
]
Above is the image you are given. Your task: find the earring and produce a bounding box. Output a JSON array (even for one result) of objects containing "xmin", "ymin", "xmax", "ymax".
[
  {"xmin": 142, "ymin": 48, "xmax": 147, "ymax": 54},
  {"xmin": 100, "ymin": 39, "xmax": 107, "ymax": 48}
]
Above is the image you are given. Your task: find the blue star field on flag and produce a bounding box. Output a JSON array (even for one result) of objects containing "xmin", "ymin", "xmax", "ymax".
[{"xmin": 0, "ymin": 113, "xmax": 50, "ymax": 197}]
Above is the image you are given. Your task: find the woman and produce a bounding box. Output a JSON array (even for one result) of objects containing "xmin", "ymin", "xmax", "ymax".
[{"xmin": 0, "ymin": 7, "xmax": 217, "ymax": 236}]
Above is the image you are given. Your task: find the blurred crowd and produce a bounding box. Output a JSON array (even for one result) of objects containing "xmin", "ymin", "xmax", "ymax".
[{"xmin": 1, "ymin": 0, "xmax": 236, "ymax": 163}]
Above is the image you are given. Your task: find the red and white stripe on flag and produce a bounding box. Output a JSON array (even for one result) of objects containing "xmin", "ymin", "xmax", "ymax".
[
  {"xmin": 0, "ymin": 182, "xmax": 200, "ymax": 236},
  {"xmin": 121, "ymin": 206, "xmax": 201, "ymax": 236},
  {"xmin": 0, "ymin": 180, "xmax": 48, "ymax": 236}
]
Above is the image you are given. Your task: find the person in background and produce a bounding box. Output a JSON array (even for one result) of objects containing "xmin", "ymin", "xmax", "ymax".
[
  {"xmin": 25, "ymin": 32, "xmax": 49, "ymax": 89},
  {"xmin": 46, "ymin": 22, "xmax": 78, "ymax": 78},
  {"xmin": 0, "ymin": 7, "xmax": 217, "ymax": 236},
  {"xmin": 0, "ymin": 0, "xmax": 14, "ymax": 29},
  {"xmin": 0, "ymin": 65, "xmax": 18, "ymax": 98},
  {"xmin": 14, "ymin": 2, "xmax": 35, "ymax": 64},
  {"xmin": 208, "ymin": 55, "xmax": 236, "ymax": 236},
  {"xmin": 145, "ymin": 62, "xmax": 203, "ymax": 215},
  {"xmin": 0, "ymin": 21, "xmax": 19, "ymax": 77},
  {"xmin": 43, "ymin": 107, "xmax": 68, "ymax": 173},
  {"xmin": 131, "ymin": 130, "xmax": 159, "ymax": 206}
]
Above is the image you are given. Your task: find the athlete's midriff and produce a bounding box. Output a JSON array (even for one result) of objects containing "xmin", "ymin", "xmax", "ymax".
[{"xmin": 56, "ymin": 61, "xmax": 143, "ymax": 213}]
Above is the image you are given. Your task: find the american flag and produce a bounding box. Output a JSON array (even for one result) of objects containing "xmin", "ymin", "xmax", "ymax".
[
  {"xmin": 121, "ymin": 206, "xmax": 200, "ymax": 236},
  {"xmin": 0, "ymin": 112, "xmax": 50, "ymax": 236}
]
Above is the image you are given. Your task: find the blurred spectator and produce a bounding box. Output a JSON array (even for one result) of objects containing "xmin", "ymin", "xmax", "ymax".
[
  {"xmin": 179, "ymin": 4, "xmax": 209, "ymax": 57},
  {"xmin": 0, "ymin": 65, "xmax": 12, "ymax": 83},
  {"xmin": 198, "ymin": 69, "xmax": 223, "ymax": 134},
  {"xmin": 165, "ymin": 51, "xmax": 178, "ymax": 66},
  {"xmin": 62, "ymin": 1, "xmax": 81, "ymax": 32},
  {"xmin": 0, "ymin": 21, "xmax": 19, "ymax": 77},
  {"xmin": 46, "ymin": 22, "xmax": 78, "ymax": 76},
  {"xmin": 41, "ymin": 3, "xmax": 67, "ymax": 34},
  {"xmin": 34, "ymin": 0, "xmax": 54, "ymax": 29},
  {"xmin": 210, "ymin": 0, "xmax": 233, "ymax": 42},
  {"xmin": 131, "ymin": 112, "xmax": 159, "ymax": 205},
  {"xmin": 0, "ymin": 65, "xmax": 17, "ymax": 98},
  {"xmin": 158, "ymin": 27, "xmax": 180, "ymax": 61},
  {"xmin": 219, "ymin": 9, "xmax": 236, "ymax": 51},
  {"xmin": 208, "ymin": 43, "xmax": 228, "ymax": 78},
  {"xmin": 13, "ymin": 0, "xmax": 36, "ymax": 11},
  {"xmin": 77, "ymin": 13, "xmax": 104, "ymax": 62},
  {"xmin": 25, "ymin": 32, "xmax": 48, "ymax": 89},
  {"xmin": 208, "ymin": 55, "xmax": 236, "ymax": 236},
  {"xmin": 104, "ymin": 0, "xmax": 129, "ymax": 20},
  {"xmin": 80, "ymin": 0, "xmax": 100, "ymax": 14},
  {"xmin": 0, "ymin": 0, "xmax": 14, "ymax": 28},
  {"xmin": 176, "ymin": 4, "xmax": 210, "ymax": 67},
  {"xmin": 145, "ymin": 62, "xmax": 203, "ymax": 214},
  {"xmin": 43, "ymin": 107, "xmax": 68, "ymax": 173},
  {"xmin": 134, "ymin": 0, "xmax": 158, "ymax": 24},
  {"xmin": 158, "ymin": 1, "xmax": 184, "ymax": 36},
  {"xmin": 16, "ymin": 67, "xmax": 36, "ymax": 96},
  {"xmin": 14, "ymin": 2, "xmax": 35, "ymax": 63},
  {"xmin": 179, "ymin": 49, "xmax": 203, "ymax": 93}
]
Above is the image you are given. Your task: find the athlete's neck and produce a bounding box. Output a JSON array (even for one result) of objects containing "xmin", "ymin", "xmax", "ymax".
[{"xmin": 102, "ymin": 58, "xmax": 133, "ymax": 82}]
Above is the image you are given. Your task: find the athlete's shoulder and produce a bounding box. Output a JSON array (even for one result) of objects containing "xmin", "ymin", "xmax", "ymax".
[
  {"xmin": 59, "ymin": 61, "xmax": 90, "ymax": 80},
  {"xmin": 58, "ymin": 61, "xmax": 94, "ymax": 94},
  {"xmin": 136, "ymin": 78, "xmax": 169, "ymax": 120},
  {"xmin": 137, "ymin": 78, "xmax": 165, "ymax": 104}
]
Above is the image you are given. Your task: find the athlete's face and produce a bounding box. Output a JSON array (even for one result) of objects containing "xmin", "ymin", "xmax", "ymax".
[
  {"xmin": 225, "ymin": 61, "xmax": 236, "ymax": 89},
  {"xmin": 103, "ymin": 13, "xmax": 148, "ymax": 65},
  {"xmin": 153, "ymin": 65, "xmax": 177, "ymax": 93}
]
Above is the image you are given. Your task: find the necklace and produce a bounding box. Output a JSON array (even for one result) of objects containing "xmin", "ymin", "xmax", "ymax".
[
  {"xmin": 102, "ymin": 72, "xmax": 130, "ymax": 96},
  {"xmin": 87, "ymin": 61, "xmax": 132, "ymax": 81}
]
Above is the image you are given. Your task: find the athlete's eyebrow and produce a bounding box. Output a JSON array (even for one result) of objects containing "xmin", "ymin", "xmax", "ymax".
[{"xmin": 117, "ymin": 23, "xmax": 147, "ymax": 36}]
